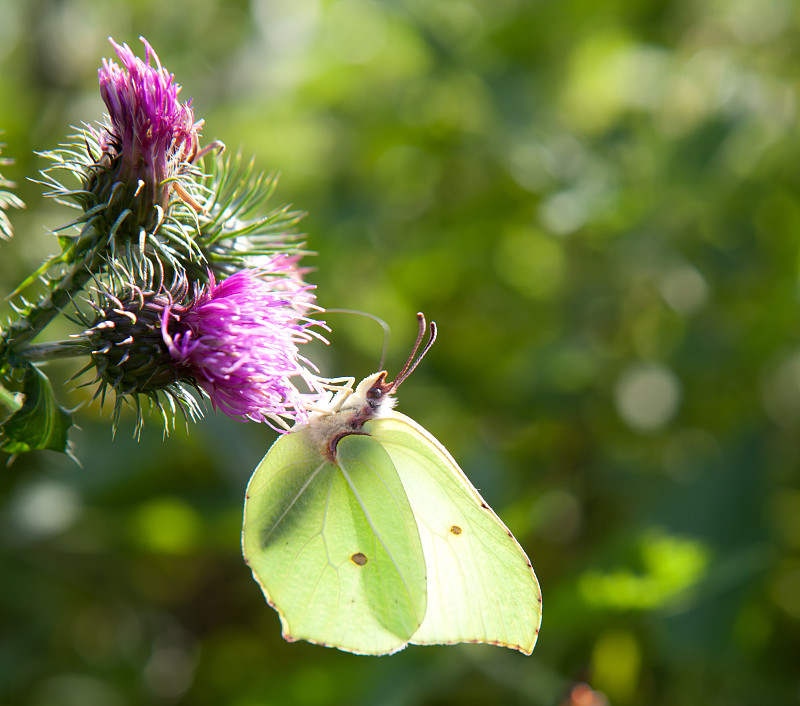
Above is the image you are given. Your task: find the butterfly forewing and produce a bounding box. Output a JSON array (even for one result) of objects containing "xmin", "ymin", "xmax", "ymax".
[
  {"xmin": 242, "ymin": 427, "xmax": 427, "ymax": 655},
  {"xmin": 366, "ymin": 413, "xmax": 542, "ymax": 654}
]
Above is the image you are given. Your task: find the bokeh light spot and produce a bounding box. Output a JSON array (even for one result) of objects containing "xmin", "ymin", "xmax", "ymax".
[
  {"xmin": 290, "ymin": 665, "xmax": 334, "ymax": 706},
  {"xmin": 660, "ymin": 265, "xmax": 709, "ymax": 315},
  {"xmin": 614, "ymin": 363, "xmax": 682, "ymax": 432},
  {"xmin": 129, "ymin": 497, "xmax": 202, "ymax": 554},
  {"xmin": 760, "ymin": 348, "xmax": 800, "ymax": 425},
  {"xmin": 324, "ymin": 0, "xmax": 386, "ymax": 65},
  {"xmin": 530, "ymin": 489, "xmax": 582, "ymax": 544},
  {"xmin": 31, "ymin": 673, "xmax": 125, "ymax": 706},
  {"xmin": 580, "ymin": 529, "xmax": 710, "ymax": 610},
  {"xmin": 768, "ymin": 489, "xmax": 800, "ymax": 549},
  {"xmin": 143, "ymin": 646, "xmax": 196, "ymax": 700},
  {"xmin": 539, "ymin": 190, "xmax": 589, "ymax": 235},
  {"xmin": 591, "ymin": 629, "xmax": 640, "ymax": 705},
  {"xmin": 770, "ymin": 566, "xmax": 800, "ymax": 619},
  {"xmin": 9, "ymin": 480, "xmax": 81, "ymax": 539},
  {"xmin": 496, "ymin": 227, "xmax": 565, "ymax": 300}
]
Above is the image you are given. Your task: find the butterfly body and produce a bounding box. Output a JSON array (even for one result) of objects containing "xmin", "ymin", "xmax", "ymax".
[
  {"xmin": 304, "ymin": 372, "xmax": 393, "ymax": 460},
  {"xmin": 242, "ymin": 318, "xmax": 542, "ymax": 655}
]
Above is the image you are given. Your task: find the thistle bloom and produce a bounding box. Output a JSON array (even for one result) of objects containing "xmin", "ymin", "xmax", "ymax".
[
  {"xmin": 93, "ymin": 36, "xmax": 201, "ymax": 228},
  {"xmin": 162, "ymin": 259, "xmax": 324, "ymax": 428}
]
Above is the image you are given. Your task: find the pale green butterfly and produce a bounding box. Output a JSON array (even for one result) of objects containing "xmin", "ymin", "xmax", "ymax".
[{"xmin": 242, "ymin": 314, "xmax": 542, "ymax": 655}]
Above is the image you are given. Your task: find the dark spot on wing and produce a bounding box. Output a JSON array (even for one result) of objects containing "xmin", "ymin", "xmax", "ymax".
[
  {"xmin": 351, "ymin": 552, "xmax": 368, "ymax": 566},
  {"xmin": 449, "ymin": 525, "xmax": 462, "ymax": 535},
  {"xmin": 480, "ymin": 502, "xmax": 489, "ymax": 509},
  {"xmin": 506, "ymin": 530, "xmax": 513, "ymax": 537}
]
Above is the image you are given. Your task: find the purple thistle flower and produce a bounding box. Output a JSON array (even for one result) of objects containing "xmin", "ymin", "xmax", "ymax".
[
  {"xmin": 161, "ymin": 258, "xmax": 325, "ymax": 428},
  {"xmin": 96, "ymin": 36, "xmax": 201, "ymax": 214}
]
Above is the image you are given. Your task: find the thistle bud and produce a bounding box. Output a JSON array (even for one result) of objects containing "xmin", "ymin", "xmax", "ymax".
[
  {"xmin": 85, "ymin": 286, "xmax": 186, "ymax": 397},
  {"xmin": 88, "ymin": 37, "xmax": 201, "ymax": 241}
]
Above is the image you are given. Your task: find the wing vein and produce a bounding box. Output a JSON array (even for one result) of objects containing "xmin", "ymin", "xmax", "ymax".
[
  {"xmin": 261, "ymin": 459, "xmax": 328, "ymax": 545},
  {"xmin": 337, "ymin": 462, "xmax": 418, "ymax": 609}
]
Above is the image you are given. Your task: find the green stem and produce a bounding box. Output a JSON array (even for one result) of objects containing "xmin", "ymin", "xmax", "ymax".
[
  {"xmin": 0, "ymin": 232, "xmax": 102, "ymax": 365},
  {"xmin": 11, "ymin": 341, "xmax": 86, "ymax": 363}
]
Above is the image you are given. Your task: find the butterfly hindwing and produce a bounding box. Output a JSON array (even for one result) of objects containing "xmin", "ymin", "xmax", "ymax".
[
  {"xmin": 366, "ymin": 412, "xmax": 543, "ymax": 654},
  {"xmin": 242, "ymin": 427, "xmax": 427, "ymax": 655}
]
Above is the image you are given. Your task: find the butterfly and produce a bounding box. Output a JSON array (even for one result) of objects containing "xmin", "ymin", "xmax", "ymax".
[{"xmin": 242, "ymin": 314, "xmax": 542, "ymax": 655}]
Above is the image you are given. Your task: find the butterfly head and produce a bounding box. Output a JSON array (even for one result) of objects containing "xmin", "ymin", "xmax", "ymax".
[
  {"xmin": 341, "ymin": 313, "xmax": 437, "ymax": 420},
  {"xmin": 342, "ymin": 314, "xmax": 436, "ymax": 421},
  {"xmin": 358, "ymin": 371, "xmax": 394, "ymax": 406},
  {"xmin": 312, "ymin": 314, "xmax": 437, "ymax": 460},
  {"xmin": 339, "ymin": 371, "xmax": 395, "ymax": 419}
]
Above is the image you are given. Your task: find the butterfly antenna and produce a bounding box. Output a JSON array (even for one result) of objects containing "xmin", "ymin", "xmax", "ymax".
[
  {"xmin": 320, "ymin": 308, "xmax": 392, "ymax": 370},
  {"xmin": 389, "ymin": 312, "xmax": 437, "ymax": 392}
]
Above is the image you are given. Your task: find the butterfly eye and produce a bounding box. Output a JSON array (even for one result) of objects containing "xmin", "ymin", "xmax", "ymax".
[{"xmin": 366, "ymin": 386, "xmax": 384, "ymax": 407}]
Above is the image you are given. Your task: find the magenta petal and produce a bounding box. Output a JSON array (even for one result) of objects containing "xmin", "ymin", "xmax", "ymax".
[
  {"xmin": 98, "ymin": 36, "xmax": 199, "ymax": 190},
  {"xmin": 164, "ymin": 259, "xmax": 324, "ymax": 427}
]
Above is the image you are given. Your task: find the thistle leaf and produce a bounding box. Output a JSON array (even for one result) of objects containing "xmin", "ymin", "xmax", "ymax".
[
  {"xmin": 0, "ymin": 367, "xmax": 73, "ymax": 455},
  {"xmin": 0, "ymin": 381, "xmax": 23, "ymax": 423}
]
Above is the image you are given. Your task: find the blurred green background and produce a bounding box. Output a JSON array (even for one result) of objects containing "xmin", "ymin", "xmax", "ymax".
[{"xmin": 2, "ymin": 0, "xmax": 800, "ymax": 704}]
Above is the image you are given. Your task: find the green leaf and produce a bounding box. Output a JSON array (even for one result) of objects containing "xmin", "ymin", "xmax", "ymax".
[
  {"xmin": 0, "ymin": 367, "xmax": 73, "ymax": 455},
  {"xmin": 0, "ymin": 380, "xmax": 23, "ymax": 423}
]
